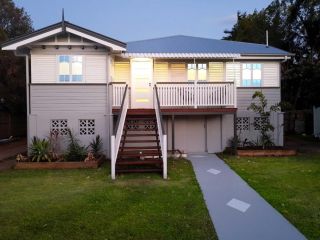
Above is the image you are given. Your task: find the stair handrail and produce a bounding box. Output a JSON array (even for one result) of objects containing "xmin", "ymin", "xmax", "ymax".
[
  {"xmin": 111, "ymin": 84, "xmax": 128, "ymax": 180},
  {"xmin": 154, "ymin": 85, "xmax": 167, "ymax": 179}
]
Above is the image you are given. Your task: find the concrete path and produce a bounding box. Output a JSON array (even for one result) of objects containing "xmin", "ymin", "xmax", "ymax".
[{"xmin": 188, "ymin": 153, "xmax": 306, "ymax": 240}]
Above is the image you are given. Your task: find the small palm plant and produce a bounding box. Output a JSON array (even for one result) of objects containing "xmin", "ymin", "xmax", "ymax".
[
  {"xmin": 89, "ymin": 135, "xmax": 103, "ymax": 157},
  {"xmin": 30, "ymin": 137, "xmax": 51, "ymax": 162}
]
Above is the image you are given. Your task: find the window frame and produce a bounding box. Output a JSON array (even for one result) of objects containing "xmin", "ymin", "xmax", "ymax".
[
  {"xmin": 187, "ymin": 63, "xmax": 208, "ymax": 82},
  {"xmin": 57, "ymin": 55, "xmax": 84, "ymax": 83},
  {"xmin": 241, "ymin": 63, "xmax": 263, "ymax": 87}
]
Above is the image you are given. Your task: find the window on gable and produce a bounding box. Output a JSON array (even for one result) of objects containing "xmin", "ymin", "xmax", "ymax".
[
  {"xmin": 58, "ymin": 55, "xmax": 83, "ymax": 82},
  {"xmin": 242, "ymin": 63, "xmax": 261, "ymax": 87},
  {"xmin": 187, "ymin": 63, "xmax": 207, "ymax": 81}
]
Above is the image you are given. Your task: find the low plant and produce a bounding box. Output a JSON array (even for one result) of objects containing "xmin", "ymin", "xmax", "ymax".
[
  {"xmin": 64, "ymin": 129, "xmax": 87, "ymax": 162},
  {"xmin": 48, "ymin": 131, "xmax": 61, "ymax": 161},
  {"xmin": 89, "ymin": 135, "xmax": 103, "ymax": 157},
  {"xmin": 29, "ymin": 137, "xmax": 51, "ymax": 162}
]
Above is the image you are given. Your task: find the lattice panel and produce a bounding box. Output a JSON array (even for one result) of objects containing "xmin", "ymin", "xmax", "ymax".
[
  {"xmin": 254, "ymin": 117, "xmax": 269, "ymax": 130},
  {"xmin": 50, "ymin": 119, "xmax": 68, "ymax": 135},
  {"xmin": 236, "ymin": 117, "xmax": 250, "ymax": 131},
  {"xmin": 79, "ymin": 119, "xmax": 95, "ymax": 135}
]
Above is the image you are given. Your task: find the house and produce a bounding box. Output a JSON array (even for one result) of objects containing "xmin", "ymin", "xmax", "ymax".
[{"xmin": 1, "ymin": 19, "xmax": 292, "ymax": 179}]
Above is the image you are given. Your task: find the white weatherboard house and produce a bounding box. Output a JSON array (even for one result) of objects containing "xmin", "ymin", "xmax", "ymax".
[{"xmin": 1, "ymin": 20, "xmax": 292, "ymax": 179}]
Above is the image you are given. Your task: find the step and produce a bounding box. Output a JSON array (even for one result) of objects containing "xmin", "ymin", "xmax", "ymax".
[
  {"xmin": 116, "ymin": 160, "xmax": 162, "ymax": 165},
  {"xmin": 116, "ymin": 168, "xmax": 162, "ymax": 173},
  {"xmin": 120, "ymin": 146, "xmax": 160, "ymax": 150},
  {"xmin": 124, "ymin": 133, "xmax": 158, "ymax": 137},
  {"xmin": 126, "ymin": 117, "xmax": 156, "ymax": 121},
  {"xmin": 119, "ymin": 151, "xmax": 161, "ymax": 157},
  {"xmin": 120, "ymin": 139, "xmax": 159, "ymax": 143},
  {"xmin": 123, "ymin": 128, "xmax": 157, "ymax": 132},
  {"xmin": 125, "ymin": 123, "xmax": 156, "ymax": 126},
  {"xmin": 127, "ymin": 109, "xmax": 156, "ymax": 115}
]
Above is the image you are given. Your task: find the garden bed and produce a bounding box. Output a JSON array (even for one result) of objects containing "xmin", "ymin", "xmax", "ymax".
[
  {"xmin": 15, "ymin": 155, "xmax": 106, "ymax": 169},
  {"xmin": 237, "ymin": 148, "xmax": 297, "ymax": 157}
]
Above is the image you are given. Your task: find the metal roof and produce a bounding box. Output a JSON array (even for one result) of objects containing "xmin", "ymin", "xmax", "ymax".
[{"xmin": 126, "ymin": 35, "xmax": 291, "ymax": 56}]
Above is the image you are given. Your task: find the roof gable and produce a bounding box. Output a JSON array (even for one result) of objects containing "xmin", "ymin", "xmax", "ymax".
[{"xmin": 1, "ymin": 21, "xmax": 126, "ymax": 51}]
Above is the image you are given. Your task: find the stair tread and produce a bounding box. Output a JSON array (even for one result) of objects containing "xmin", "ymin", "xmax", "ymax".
[
  {"xmin": 120, "ymin": 139, "xmax": 159, "ymax": 143},
  {"xmin": 116, "ymin": 168, "xmax": 162, "ymax": 173},
  {"xmin": 120, "ymin": 146, "xmax": 160, "ymax": 149},
  {"xmin": 124, "ymin": 128, "xmax": 157, "ymax": 132},
  {"xmin": 124, "ymin": 134, "xmax": 158, "ymax": 137},
  {"xmin": 117, "ymin": 160, "xmax": 162, "ymax": 165}
]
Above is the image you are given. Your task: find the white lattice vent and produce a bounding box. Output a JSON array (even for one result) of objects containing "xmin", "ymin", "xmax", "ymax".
[
  {"xmin": 79, "ymin": 119, "xmax": 95, "ymax": 135},
  {"xmin": 50, "ymin": 119, "xmax": 68, "ymax": 135},
  {"xmin": 236, "ymin": 117, "xmax": 250, "ymax": 131}
]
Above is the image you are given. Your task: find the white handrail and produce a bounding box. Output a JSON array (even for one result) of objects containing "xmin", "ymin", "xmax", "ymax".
[
  {"xmin": 156, "ymin": 82, "xmax": 235, "ymax": 108},
  {"xmin": 154, "ymin": 86, "xmax": 167, "ymax": 179},
  {"xmin": 111, "ymin": 85, "xmax": 128, "ymax": 180}
]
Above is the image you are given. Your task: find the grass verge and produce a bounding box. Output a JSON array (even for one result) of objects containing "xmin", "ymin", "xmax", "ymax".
[
  {"xmin": 0, "ymin": 158, "xmax": 217, "ymax": 240},
  {"xmin": 221, "ymin": 153, "xmax": 320, "ymax": 240}
]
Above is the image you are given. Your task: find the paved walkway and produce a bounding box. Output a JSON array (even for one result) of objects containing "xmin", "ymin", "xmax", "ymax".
[{"xmin": 188, "ymin": 153, "xmax": 306, "ymax": 240}]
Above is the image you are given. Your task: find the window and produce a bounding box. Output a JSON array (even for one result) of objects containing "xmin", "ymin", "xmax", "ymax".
[
  {"xmin": 79, "ymin": 119, "xmax": 95, "ymax": 135},
  {"xmin": 236, "ymin": 117, "xmax": 250, "ymax": 131},
  {"xmin": 58, "ymin": 55, "xmax": 83, "ymax": 82},
  {"xmin": 187, "ymin": 63, "xmax": 207, "ymax": 81},
  {"xmin": 242, "ymin": 63, "xmax": 262, "ymax": 87},
  {"xmin": 51, "ymin": 119, "xmax": 68, "ymax": 135}
]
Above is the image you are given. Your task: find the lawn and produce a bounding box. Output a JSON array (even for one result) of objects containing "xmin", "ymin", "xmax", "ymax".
[
  {"xmin": 221, "ymin": 153, "xmax": 320, "ymax": 240},
  {"xmin": 0, "ymin": 159, "xmax": 217, "ymax": 240}
]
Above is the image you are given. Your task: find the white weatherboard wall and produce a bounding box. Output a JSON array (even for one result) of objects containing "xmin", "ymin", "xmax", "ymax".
[
  {"xmin": 31, "ymin": 49, "xmax": 108, "ymax": 84},
  {"xmin": 237, "ymin": 88, "xmax": 281, "ymax": 111},
  {"xmin": 29, "ymin": 85, "xmax": 110, "ymax": 156}
]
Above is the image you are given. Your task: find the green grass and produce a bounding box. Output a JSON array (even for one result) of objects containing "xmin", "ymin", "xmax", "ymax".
[
  {"xmin": 0, "ymin": 159, "xmax": 217, "ymax": 240},
  {"xmin": 221, "ymin": 153, "xmax": 320, "ymax": 240}
]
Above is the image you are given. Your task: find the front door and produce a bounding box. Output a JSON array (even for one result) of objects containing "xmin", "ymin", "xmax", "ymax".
[{"xmin": 131, "ymin": 58, "xmax": 153, "ymax": 109}]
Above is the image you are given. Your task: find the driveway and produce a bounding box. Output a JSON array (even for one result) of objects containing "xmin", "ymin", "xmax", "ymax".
[
  {"xmin": 189, "ymin": 153, "xmax": 306, "ymax": 240},
  {"xmin": 0, "ymin": 138, "xmax": 27, "ymax": 170}
]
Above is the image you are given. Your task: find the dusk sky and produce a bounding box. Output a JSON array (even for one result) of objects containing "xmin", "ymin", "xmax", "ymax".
[{"xmin": 14, "ymin": 0, "xmax": 273, "ymax": 42}]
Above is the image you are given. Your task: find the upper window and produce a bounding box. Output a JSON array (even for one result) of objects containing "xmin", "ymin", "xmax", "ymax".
[
  {"xmin": 187, "ymin": 63, "xmax": 207, "ymax": 81},
  {"xmin": 58, "ymin": 55, "xmax": 83, "ymax": 82},
  {"xmin": 242, "ymin": 63, "xmax": 262, "ymax": 87}
]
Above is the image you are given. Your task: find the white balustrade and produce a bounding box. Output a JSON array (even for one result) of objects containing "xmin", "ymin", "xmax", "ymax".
[
  {"xmin": 111, "ymin": 83, "xmax": 127, "ymax": 107},
  {"xmin": 154, "ymin": 87, "xmax": 167, "ymax": 179},
  {"xmin": 156, "ymin": 82, "xmax": 234, "ymax": 108},
  {"xmin": 111, "ymin": 85, "xmax": 128, "ymax": 180}
]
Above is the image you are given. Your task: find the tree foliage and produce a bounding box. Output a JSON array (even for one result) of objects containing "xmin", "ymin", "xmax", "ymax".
[
  {"xmin": 0, "ymin": 0, "xmax": 33, "ymax": 113},
  {"xmin": 224, "ymin": 0, "xmax": 320, "ymax": 109}
]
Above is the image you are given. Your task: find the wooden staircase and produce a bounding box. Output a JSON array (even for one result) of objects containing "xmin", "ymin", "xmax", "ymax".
[{"xmin": 116, "ymin": 110, "xmax": 163, "ymax": 174}]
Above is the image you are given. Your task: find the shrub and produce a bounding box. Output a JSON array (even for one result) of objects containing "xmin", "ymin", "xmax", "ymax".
[
  {"xmin": 247, "ymin": 91, "xmax": 280, "ymax": 149},
  {"xmin": 64, "ymin": 129, "xmax": 87, "ymax": 162},
  {"xmin": 30, "ymin": 137, "xmax": 51, "ymax": 162},
  {"xmin": 89, "ymin": 135, "xmax": 103, "ymax": 157}
]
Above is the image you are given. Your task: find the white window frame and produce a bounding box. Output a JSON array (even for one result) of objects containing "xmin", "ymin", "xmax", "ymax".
[
  {"xmin": 187, "ymin": 63, "xmax": 208, "ymax": 81},
  {"xmin": 57, "ymin": 55, "xmax": 84, "ymax": 83},
  {"xmin": 241, "ymin": 63, "xmax": 263, "ymax": 87}
]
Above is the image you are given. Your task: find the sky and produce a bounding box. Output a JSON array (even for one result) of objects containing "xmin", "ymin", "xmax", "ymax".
[{"xmin": 14, "ymin": 0, "xmax": 273, "ymax": 42}]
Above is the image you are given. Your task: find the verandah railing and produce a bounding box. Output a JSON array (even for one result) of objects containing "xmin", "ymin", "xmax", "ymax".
[
  {"xmin": 156, "ymin": 82, "xmax": 235, "ymax": 108},
  {"xmin": 111, "ymin": 82, "xmax": 236, "ymax": 108}
]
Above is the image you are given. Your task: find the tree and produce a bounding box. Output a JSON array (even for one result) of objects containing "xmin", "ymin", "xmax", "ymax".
[
  {"xmin": 223, "ymin": 0, "xmax": 320, "ymax": 109},
  {"xmin": 0, "ymin": 0, "xmax": 33, "ymax": 114}
]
